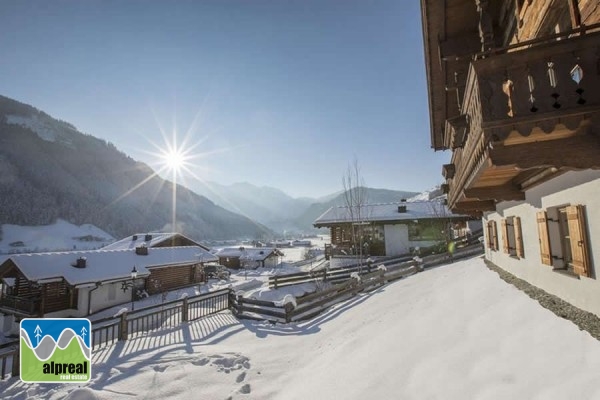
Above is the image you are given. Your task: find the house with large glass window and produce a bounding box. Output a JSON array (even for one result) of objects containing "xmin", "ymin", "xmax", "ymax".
[
  {"xmin": 420, "ymin": 0, "xmax": 600, "ymax": 316},
  {"xmin": 314, "ymin": 200, "xmax": 475, "ymax": 257}
]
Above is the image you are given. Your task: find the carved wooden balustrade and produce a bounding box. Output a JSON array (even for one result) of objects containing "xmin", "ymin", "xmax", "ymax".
[{"xmin": 446, "ymin": 30, "xmax": 600, "ymax": 209}]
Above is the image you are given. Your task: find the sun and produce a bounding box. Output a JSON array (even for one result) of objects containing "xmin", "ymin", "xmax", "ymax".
[{"xmin": 162, "ymin": 149, "xmax": 186, "ymax": 172}]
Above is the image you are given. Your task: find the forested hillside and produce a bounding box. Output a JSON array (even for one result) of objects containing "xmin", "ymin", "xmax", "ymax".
[{"xmin": 0, "ymin": 95, "xmax": 271, "ymax": 240}]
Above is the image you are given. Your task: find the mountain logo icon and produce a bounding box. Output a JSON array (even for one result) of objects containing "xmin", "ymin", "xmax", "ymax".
[{"xmin": 20, "ymin": 318, "xmax": 92, "ymax": 383}]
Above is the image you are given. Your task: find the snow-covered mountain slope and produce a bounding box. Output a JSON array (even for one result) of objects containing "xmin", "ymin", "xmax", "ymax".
[
  {"xmin": 0, "ymin": 219, "xmax": 115, "ymax": 255},
  {"xmin": 407, "ymin": 185, "xmax": 444, "ymax": 202}
]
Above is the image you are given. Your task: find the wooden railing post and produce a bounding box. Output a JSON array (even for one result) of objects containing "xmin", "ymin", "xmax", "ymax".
[
  {"xmin": 182, "ymin": 297, "xmax": 189, "ymax": 322},
  {"xmin": 118, "ymin": 312, "xmax": 128, "ymax": 341},
  {"xmin": 284, "ymin": 302, "xmax": 294, "ymax": 323},
  {"xmin": 11, "ymin": 343, "xmax": 20, "ymax": 377},
  {"xmin": 273, "ymin": 276, "xmax": 278, "ymax": 290}
]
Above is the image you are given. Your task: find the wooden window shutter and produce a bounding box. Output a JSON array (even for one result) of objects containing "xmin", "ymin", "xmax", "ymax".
[
  {"xmin": 486, "ymin": 222, "xmax": 493, "ymax": 248},
  {"xmin": 491, "ymin": 220, "xmax": 499, "ymax": 251},
  {"xmin": 536, "ymin": 211, "xmax": 553, "ymax": 266},
  {"xmin": 566, "ymin": 205, "xmax": 591, "ymax": 277},
  {"xmin": 513, "ymin": 216, "xmax": 524, "ymax": 258},
  {"xmin": 501, "ymin": 219, "xmax": 510, "ymax": 254}
]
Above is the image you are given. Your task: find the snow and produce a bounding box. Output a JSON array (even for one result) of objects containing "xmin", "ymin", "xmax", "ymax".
[
  {"xmin": 5, "ymin": 246, "xmax": 216, "ymax": 286},
  {"xmin": 5, "ymin": 114, "xmax": 76, "ymax": 143},
  {"xmin": 2, "ymin": 256, "xmax": 600, "ymax": 399},
  {"xmin": 0, "ymin": 219, "xmax": 115, "ymax": 256}
]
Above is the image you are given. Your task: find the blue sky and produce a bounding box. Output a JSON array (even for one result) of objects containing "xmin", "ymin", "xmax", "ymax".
[{"xmin": 0, "ymin": 0, "xmax": 449, "ymax": 198}]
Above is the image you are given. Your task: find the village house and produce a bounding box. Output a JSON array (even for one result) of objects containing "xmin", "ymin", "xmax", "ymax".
[
  {"xmin": 314, "ymin": 200, "xmax": 476, "ymax": 257},
  {"xmin": 420, "ymin": 1, "xmax": 600, "ymax": 316},
  {"xmin": 0, "ymin": 244, "xmax": 217, "ymax": 334},
  {"xmin": 214, "ymin": 247, "xmax": 283, "ymax": 269}
]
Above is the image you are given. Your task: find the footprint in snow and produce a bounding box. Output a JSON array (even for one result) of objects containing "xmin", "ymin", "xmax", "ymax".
[
  {"xmin": 239, "ymin": 384, "xmax": 251, "ymax": 394},
  {"xmin": 191, "ymin": 357, "xmax": 210, "ymax": 366},
  {"xmin": 152, "ymin": 364, "xmax": 169, "ymax": 373},
  {"xmin": 236, "ymin": 372, "xmax": 246, "ymax": 383}
]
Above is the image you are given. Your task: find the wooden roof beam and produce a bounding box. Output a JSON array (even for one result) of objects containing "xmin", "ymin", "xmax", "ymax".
[
  {"xmin": 490, "ymin": 134, "xmax": 600, "ymax": 171},
  {"xmin": 464, "ymin": 183, "xmax": 525, "ymax": 202}
]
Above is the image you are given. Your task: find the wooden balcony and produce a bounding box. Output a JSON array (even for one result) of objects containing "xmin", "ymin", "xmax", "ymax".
[
  {"xmin": 446, "ymin": 30, "xmax": 600, "ymax": 212},
  {"xmin": 0, "ymin": 294, "xmax": 39, "ymax": 317}
]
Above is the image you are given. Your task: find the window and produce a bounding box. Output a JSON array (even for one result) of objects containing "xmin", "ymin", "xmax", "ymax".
[
  {"xmin": 500, "ymin": 216, "xmax": 524, "ymax": 258},
  {"xmin": 536, "ymin": 205, "xmax": 591, "ymax": 277},
  {"xmin": 486, "ymin": 220, "xmax": 499, "ymax": 251}
]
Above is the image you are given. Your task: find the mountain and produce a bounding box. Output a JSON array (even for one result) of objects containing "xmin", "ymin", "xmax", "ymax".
[
  {"xmin": 295, "ymin": 187, "xmax": 420, "ymax": 232},
  {"xmin": 0, "ymin": 95, "xmax": 272, "ymax": 241},
  {"xmin": 190, "ymin": 181, "xmax": 314, "ymax": 232},
  {"xmin": 190, "ymin": 182, "xmax": 420, "ymax": 234}
]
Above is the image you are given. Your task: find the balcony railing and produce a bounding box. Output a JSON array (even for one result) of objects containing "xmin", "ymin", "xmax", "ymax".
[
  {"xmin": 0, "ymin": 294, "xmax": 39, "ymax": 316},
  {"xmin": 447, "ymin": 30, "xmax": 600, "ymax": 207}
]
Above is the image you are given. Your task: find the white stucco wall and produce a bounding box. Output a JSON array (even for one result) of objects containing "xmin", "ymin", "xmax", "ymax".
[
  {"xmin": 263, "ymin": 256, "xmax": 279, "ymax": 268},
  {"xmin": 84, "ymin": 280, "xmax": 143, "ymax": 316},
  {"xmin": 483, "ymin": 170, "xmax": 600, "ymax": 317},
  {"xmin": 384, "ymin": 224, "xmax": 410, "ymax": 256}
]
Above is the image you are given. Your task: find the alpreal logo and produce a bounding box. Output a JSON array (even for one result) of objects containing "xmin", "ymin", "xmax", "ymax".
[{"xmin": 20, "ymin": 318, "xmax": 92, "ymax": 383}]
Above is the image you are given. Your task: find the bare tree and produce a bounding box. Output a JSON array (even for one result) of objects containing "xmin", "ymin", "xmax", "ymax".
[{"xmin": 342, "ymin": 157, "xmax": 369, "ymax": 269}]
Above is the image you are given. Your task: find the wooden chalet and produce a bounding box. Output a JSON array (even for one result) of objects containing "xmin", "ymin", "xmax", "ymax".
[
  {"xmin": 314, "ymin": 200, "xmax": 475, "ymax": 257},
  {"xmin": 421, "ymin": 0, "xmax": 600, "ymax": 316},
  {"xmin": 103, "ymin": 232, "xmax": 210, "ymax": 251},
  {"xmin": 0, "ymin": 245, "xmax": 217, "ymax": 332},
  {"xmin": 215, "ymin": 247, "xmax": 283, "ymax": 269},
  {"xmin": 422, "ymin": 0, "xmax": 600, "ymax": 214}
]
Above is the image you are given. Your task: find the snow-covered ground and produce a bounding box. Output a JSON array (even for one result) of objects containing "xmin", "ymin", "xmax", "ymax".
[
  {"xmin": 0, "ymin": 219, "xmax": 115, "ymax": 256},
  {"xmin": 2, "ymin": 256, "xmax": 600, "ymax": 399}
]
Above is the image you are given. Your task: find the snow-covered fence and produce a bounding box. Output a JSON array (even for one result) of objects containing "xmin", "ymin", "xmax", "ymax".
[
  {"xmin": 235, "ymin": 264, "xmax": 421, "ymax": 323},
  {"xmin": 91, "ymin": 288, "xmax": 231, "ymax": 350},
  {"xmin": 269, "ymin": 259, "xmax": 408, "ymax": 290}
]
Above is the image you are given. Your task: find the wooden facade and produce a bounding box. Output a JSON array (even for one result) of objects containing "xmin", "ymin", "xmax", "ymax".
[
  {"xmin": 421, "ymin": 0, "xmax": 600, "ymax": 215},
  {"xmin": 145, "ymin": 263, "xmax": 205, "ymax": 295},
  {"xmin": 0, "ymin": 260, "xmax": 77, "ymax": 317}
]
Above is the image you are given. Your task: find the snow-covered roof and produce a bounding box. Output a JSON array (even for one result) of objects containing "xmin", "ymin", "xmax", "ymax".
[
  {"xmin": 215, "ymin": 247, "xmax": 282, "ymax": 262},
  {"xmin": 314, "ymin": 200, "xmax": 468, "ymax": 227},
  {"xmin": 2, "ymin": 246, "xmax": 217, "ymax": 286},
  {"xmin": 102, "ymin": 232, "xmax": 209, "ymax": 251}
]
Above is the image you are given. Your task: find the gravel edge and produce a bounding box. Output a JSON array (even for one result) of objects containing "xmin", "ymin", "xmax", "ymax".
[{"xmin": 483, "ymin": 258, "xmax": 600, "ymax": 342}]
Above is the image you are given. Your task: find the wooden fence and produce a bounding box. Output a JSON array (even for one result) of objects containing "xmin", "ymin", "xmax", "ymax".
[
  {"xmin": 235, "ymin": 262, "xmax": 420, "ymax": 323},
  {"xmin": 91, "ymin": 288, "xmax": 231, "ymax": 350},
  {"xmin": 269, "ymin": 256, "xmax": 412, "ymax": 289},
  {"xmin": 0, "ymin": 288, "xmax": 232, "ymax": 380}
]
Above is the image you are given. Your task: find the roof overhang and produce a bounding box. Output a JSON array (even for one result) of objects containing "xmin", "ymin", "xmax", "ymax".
[{"xmin": 420, "ymin": 0, "xmax": 481, "ymax": 150}]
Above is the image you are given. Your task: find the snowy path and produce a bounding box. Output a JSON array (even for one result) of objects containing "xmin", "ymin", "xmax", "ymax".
[{"xmin": 2, "ymin": 256, "xmax": 600, "ymax": 399}]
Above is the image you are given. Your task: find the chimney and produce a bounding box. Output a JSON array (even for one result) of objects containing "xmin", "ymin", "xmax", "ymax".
[
  {"xmin": 398, "ymin": 205, "xmax": 407, "ymax": 213},
  {"xmin": 132, "ymin": 235, "xmax": 138, "ymax": 241},
  {"xmin": 135, "ymin": 244, "xmax": 148, "ymax": 256},
  {"xmin": 400, "ymin": 198, "xmax": 407, "ymax": 202},
  {"xmin": 145, "ymin": 234, "xmax": 152, "ymax": 242},
  {"xmin": 74, "ymin": 257, "xmax": 87, "ymax": 268}
]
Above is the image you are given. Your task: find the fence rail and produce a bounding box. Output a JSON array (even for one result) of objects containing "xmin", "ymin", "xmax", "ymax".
[
  {"xmin": 91, "ymin": 288, "xmax": 231, "ymax": 349},
  {"xmin": 238, "ymin": 244, "xmax": 484, "ymax": 323},
  {"xmin": 269, "ymin": 262, "xmax": 371, "ymax": 289},
  {"xmin": 235, "ymin": 262, "xmax": 421, "ymax": 323}
]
